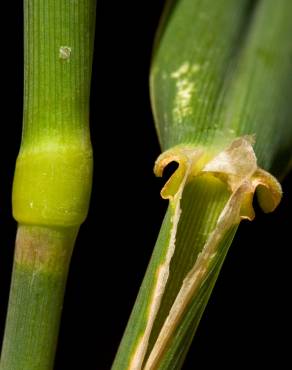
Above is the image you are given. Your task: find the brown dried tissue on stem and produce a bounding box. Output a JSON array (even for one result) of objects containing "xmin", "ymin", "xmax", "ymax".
[
  {"xmin": 129, "ymin": 137, "xmax": 282, "ymax": 370},
  {"xmin": 129, "ymin": 147, "xmax": 205, "ymax": 369},
  {"xmin": 144, "ymin": 136, "xmax": 281, "ymax": 369}
]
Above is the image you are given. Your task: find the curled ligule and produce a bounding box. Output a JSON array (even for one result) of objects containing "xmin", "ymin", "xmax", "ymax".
[
  {"xmin": 154, "ymin": 146, "xmax": 205, "ymax": 201},
  {"xmin": 155, "ymin": 137, "xmax": 282, "ymax": 221}
]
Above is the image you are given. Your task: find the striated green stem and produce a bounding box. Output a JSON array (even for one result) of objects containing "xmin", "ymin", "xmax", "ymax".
[
  {"xmin": 0, "ymin": 1, "xmax": 96, "ymax": 369},
  {"xmin": 112, "ymin": 174, "xmax": 238, "ymax": 369},
  {"xmin": 22, "ymin": 0, "xmax": 95, "ymax": 148}
]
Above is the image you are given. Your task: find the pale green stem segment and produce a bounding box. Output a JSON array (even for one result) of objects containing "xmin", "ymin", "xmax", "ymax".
[
  {"xmin": 0, "ymin": 1, "xmax": 96, "ymax": 369},
  {"xmin": 113, "ymin": 0, "xmax": 292, "ymax": 369}
]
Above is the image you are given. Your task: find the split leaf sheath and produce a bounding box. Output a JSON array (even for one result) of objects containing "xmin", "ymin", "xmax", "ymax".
[{"xmin": 113, "ymin": 0, "xmax": 292, "ymax": 369}]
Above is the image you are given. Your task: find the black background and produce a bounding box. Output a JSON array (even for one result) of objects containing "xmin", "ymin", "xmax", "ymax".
[{"xmin": 0, "ymin": 1, "xmax": 291, "ymax": 369}]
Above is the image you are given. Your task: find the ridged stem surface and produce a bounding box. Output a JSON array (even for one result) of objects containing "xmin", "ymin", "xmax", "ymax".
[{"xmin": 0, "ymin": 1, "xmax": 96, "ymax": 369}]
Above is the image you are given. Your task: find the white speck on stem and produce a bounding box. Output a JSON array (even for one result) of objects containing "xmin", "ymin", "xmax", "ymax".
[{"xmin": 59, "ymin": 46, "xmax": 72, "ymax": 60}]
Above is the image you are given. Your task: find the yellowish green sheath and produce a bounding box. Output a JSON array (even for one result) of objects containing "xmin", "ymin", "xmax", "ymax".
[
  {"xmin": 113, "ymin": 0, "xmax": 292, "ymax": 369},
  {"xmin": 0, "ymin": 1, "xmax": 96, "ymax": 369}
]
